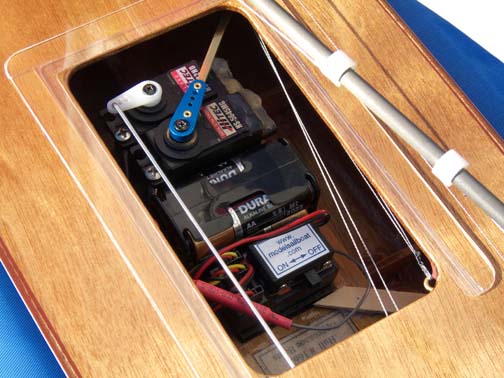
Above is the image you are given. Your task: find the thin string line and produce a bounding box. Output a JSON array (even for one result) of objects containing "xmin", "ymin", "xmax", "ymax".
[
  {"xmin": 344, "ymin": 125, "xmax": 418, "ymax": 253},
  {"xmin": 292, "ymin": 0, "xmax": 501, "ymax": 281},
  {"xmin": 348, "ymin": 148, "xmax": 433, "ymax": 280},
  {"xmin": 362, "ymin": 106, "xmax": 501, "ymax": 280},
  {"xmin": 9, "ymin": 78, "xmax": 199, "ymax": 378},
  {"xmin": 251, "ymin": 1, "xmax": 400, "ymax": 311},
  {"xmin": 258, "ymin": 37, "xmax": 395, "ymax": 314},
  {"xmin": 293, "ymin": 0, "xmax": 338, "ymax": 51},
  {"xmin": 240, "ymin": 0, "xmax": 318, "ymax": 64},
  {"xmin": 113, "ymin": 105, "xmax": 295, "ymax": 368}
]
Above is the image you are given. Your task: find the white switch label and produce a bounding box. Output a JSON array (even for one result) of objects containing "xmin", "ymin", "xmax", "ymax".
[{"xmin": 253, "ymin": 224, "xmax": 330, "ymax": 279}]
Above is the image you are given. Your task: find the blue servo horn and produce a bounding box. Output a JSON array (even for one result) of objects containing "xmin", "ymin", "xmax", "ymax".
[{"xmin": 168, "ymin": 79, "xmax": 207, "ymax": 143}]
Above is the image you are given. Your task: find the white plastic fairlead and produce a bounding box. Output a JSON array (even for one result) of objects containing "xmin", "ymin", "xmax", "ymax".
[
  {"xmin": 107, "ymin": 80, "xmax": 162, "ymax": 114},
  {"xmin": 317, "ymin": 50, "xmax": 357, "ymax": 87},
  {"xmin": 432, "ymin": 149, "xmax": 469, "ymax": 187}
]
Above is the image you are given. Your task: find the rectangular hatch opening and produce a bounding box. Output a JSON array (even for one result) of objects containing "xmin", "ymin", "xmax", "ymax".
[{"xmin": 69, "ymin": 10, "xmax": 435, "ymax": 374}]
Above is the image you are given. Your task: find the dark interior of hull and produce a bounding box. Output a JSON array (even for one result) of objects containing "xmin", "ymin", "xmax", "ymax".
[{"xmin": 69, "ymin": 10, "xmax": 431, "ymax": 374}]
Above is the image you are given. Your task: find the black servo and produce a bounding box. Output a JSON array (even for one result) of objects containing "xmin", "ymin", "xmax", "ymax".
[
  {"xmin": 103, "ymin": 58, "xmax": 276, "ymax": 180},
  {"xmin": 152, "ymin": 139, "xmax": 319, "ymax": 264}
]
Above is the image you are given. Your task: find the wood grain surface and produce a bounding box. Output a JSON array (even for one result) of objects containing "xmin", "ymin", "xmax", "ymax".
[{"xmin": 1, "ymin": 0, "xmax": 503, "ymax": 377}]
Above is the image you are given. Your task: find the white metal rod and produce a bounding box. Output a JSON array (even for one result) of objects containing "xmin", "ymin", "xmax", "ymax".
[{"xmin": 244, "ymin": 0, "xmax": 504, "ymax": 228}]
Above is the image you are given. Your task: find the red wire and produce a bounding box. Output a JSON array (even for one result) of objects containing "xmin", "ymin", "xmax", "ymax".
[
  {"xmin": 193, "ymin": 209, "xmax": 329, "ymax": 280},
  {"xmin": 196, "ymin": 210, "xmax": 328, "ymax": 315},
  {"xmin": 208, "ymin": 262, "xmax": 254, "ymax": 284},
  {"xmin": 220, "ymin": 209, "xmax": 329, "ymax": 254},
  {"xmin": 212, "ymin": 263, "xmax": 255, "ymax": 283},
  {"xmin": 211, "ymin": 268, "xmax": 241, "ymax": 277},
  {"xmin": 238, "ymin": 263, "xmax": 254, "ymax": 285},
  {"xmin": 427, "ymin": 256, "xmax": 439, "ymax": 280},
  {"xmin": 196, "ymin": 280, "xmax": 292, "ymax": 329}
]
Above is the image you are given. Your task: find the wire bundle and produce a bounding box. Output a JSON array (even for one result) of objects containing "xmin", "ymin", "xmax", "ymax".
[
  {"xmin": 192, "ymin": 209, "xmax": 372, "ymax": 331},
  {"xmin": 192, "ymin": 251, "xmax": 255, "ymax": 290},
  {"xmin": 191, "ymin": 210, "xmax": 330, "ymax": 311},
  {"xmin": 192, "ymin": 209, "xmax": 330, "ymax": 280}
]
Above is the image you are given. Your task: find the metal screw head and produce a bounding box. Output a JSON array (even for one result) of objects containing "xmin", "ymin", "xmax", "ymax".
[
  {"xmin": 142, "ymin": 83, "xmax": 157, "ymax": 95},
  {"xmin": 114, "ymin": 127, "xmax": 131, "ymax": 142},
  {"xmin": 276, "ymin": 284, "xmax": 290, "ymax": 295},
  {"xmin": 144, "ymin": 165, "xmax": 161, "ymax": 181},
  {"xmin": 174, "ymin": 119, "xmax": 189, "ymax": 132},
  {"xmin": 322, "ymin": 260, "xmax": 333, "ymax": 269}
]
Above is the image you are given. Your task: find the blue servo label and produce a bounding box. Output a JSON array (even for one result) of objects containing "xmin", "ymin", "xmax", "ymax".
[{"xmin": 253, "ymin": 224, "xmax": 330, "ymax": 279}]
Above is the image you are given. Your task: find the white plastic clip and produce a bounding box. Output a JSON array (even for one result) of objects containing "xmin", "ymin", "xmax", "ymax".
[
  {"xmin": 317, "ymin": 50, "xmax": 357, "ymax": 87},
  {"xmin": 432, "ymin": 149, "xmax": 469, "ymax": 187},
  {"xmin": 107, "ymin": 80, "xmax": 162, "ymax": 114}
]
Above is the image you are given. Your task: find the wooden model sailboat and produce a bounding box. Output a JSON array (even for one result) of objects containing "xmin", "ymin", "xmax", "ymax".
[{"xmin": 1, "ymin": 0, "xmax": 503, "ymax": 376}]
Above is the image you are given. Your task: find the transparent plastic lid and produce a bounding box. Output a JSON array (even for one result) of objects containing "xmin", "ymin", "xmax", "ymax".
[{"xmin": 6, "ymin": 0, "xmax": 503, "ymax": 375}]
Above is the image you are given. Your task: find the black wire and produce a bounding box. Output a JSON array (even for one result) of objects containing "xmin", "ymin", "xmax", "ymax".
[{"xmin": 291, "ymin": 250, "xmax": 372, "ymax": 331}]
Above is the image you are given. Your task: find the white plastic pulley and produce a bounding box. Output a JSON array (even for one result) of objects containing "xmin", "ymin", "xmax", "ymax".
[
  {"xmin": 317, "ymin": 50, "xmax": 357, "ymax": 87},
  {"xmin": 432, "ymin": 149, "xmax": 469, "ymax": 187},
  {"xmin": 107, "ymin": 80, "xmax": 162, "ymax": 114}
]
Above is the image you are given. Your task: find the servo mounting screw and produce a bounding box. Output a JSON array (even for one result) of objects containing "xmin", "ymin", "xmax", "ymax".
[
  {"xmin": 144, "ymin": 165, "xmax": 161, "ymax": 181},
  {"xmin": 174, "ymin": 119, "xmax": 190, "ymax": 132},
  {"xmin": 114, "ymin": 127, "xmax": 132, "ymax": 142},
  {"xmin": 322, "ymin": 260, "xmax": 333, "ymax": 269},
  {"xmin": 142, "ymin": 83, "xmax": 157, "ymax": 95}
]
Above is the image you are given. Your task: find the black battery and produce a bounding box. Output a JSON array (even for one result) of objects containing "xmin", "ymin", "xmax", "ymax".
[
  {"xmin": 103, "ymin": 58, "xmax": 276, "ymax": 180},
  {"xmin": 152, "ymin": 139, "xmax": 319, "ymax": 264}
]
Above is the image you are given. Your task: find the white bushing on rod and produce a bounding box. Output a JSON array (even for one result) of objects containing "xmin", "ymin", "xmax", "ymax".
[
  {"xmin": 432, "ymin": 149, "xmax": 469, "ymax": 187},
  {"xmin": 317, "ymin": 50, "xmax": 357, "ymax": 87}
]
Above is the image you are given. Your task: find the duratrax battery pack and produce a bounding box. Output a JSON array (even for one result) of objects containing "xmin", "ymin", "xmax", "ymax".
[{"xmin": 153, "ymin": 139, "xmax": 319, "ymax": 264}]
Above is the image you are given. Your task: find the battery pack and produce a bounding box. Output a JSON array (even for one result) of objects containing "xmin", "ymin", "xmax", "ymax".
[{"xmin": 153, "ymin": 140, "xmax": 319, "ymax": 263}]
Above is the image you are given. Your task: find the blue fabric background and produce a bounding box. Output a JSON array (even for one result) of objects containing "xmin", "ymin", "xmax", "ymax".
[
  {"xmin": 1, "ymin": 1, "xmax": 502, "ymax": 376},
  {"xmin": 0, "ymin": 263, "xmax": 65, "ymax": 377},
  {"xmin": 388, "ymin": 0, "xmax": 504, "ymax": 137}
]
